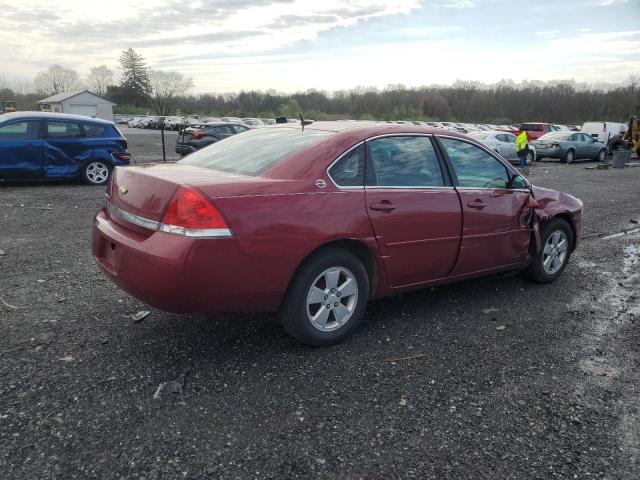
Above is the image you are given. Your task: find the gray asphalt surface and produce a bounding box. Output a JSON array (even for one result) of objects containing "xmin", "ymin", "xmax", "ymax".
[{"xmin": 1, "ymin": 134, "xmax": 640, "ymax": 479}]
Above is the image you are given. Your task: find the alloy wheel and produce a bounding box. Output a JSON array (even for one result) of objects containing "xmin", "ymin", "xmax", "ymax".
[
  {"xmin": 542, "ymin": 230, "xmax": 569, "ymax": 275},
  {"xmin": 85, "ymin": 161, "xmax": 109, "ymax": 184},
  {"xmin": 306, "ymin": 266, "xmax": 358, "ymax": 332},
  {"xmin": 565, "ymin": 151, "xmax": 574, "ymax": 164}
]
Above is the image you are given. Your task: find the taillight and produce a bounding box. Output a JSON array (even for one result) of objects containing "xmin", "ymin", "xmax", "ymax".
[
  {"xmin": 159, "ymin": 186, "xmax": 232, "ymax": 238},
  {"xmin": 191, "ymin": 130, "xmax": 205, "ymax": 139},
  {"xmin": 112, "ymin": 152, "xmax": 131, "ymax": 162}
]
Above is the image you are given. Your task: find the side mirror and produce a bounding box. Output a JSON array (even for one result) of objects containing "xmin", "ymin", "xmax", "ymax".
[{"xmin": 509, "ymin": 174, "xmax": 528, "ymax": 189}]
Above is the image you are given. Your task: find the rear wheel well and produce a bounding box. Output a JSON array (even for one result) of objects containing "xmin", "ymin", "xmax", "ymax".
[{"xmin": 288, "ymin": 240, "xmax": 379, "ymax": 301}]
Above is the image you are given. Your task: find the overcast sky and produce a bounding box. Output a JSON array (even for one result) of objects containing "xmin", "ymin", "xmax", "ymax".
[{"xmin": 2, "ymin": 0, "xmax": 639, "ymax": 92}]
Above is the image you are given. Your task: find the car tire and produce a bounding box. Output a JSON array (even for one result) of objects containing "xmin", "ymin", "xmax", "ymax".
[
  {"xmin": 525, "ymin": 150, "xmax": 534, "ymax": 165},
  {"xmin": 522, "ymin": 218, "xmax": 573, "ymax": 284},
  {"xmin": 563, "ymin": 149, "xmax": 575, "ymax": 164},
  {"xmin": 279, "ymin": 248, "xmax": 369, "ymax": 346},
  {"xmin": 81, "ymin": 160, "xmax": 111, "ymax": 186},
  {"xmin": 596, "ymin": 149, "xmax": 606, "ymax": 162}
]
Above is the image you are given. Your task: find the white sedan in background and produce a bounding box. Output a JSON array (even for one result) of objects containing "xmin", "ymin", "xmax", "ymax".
[{"xmin": 469, "ymin": 130, "xmax": 537, "ymax": 165}]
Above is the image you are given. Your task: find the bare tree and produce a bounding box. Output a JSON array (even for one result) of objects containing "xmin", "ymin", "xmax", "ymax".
[
  {"xmin": 34, "ymin": 65, "xmax": 82, "ymax": 95},
  {"xmin": 148, "ymin": 69, "xmax": 194, "ymax": 116},
  {"xmin": 86, "ymin": 65, "xmax": 114, "ymax": 97}
]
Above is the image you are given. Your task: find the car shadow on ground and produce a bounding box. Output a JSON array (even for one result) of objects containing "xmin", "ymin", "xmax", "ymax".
[{"xmin": 108, "ymin": 267, "xmax": 562, "ymax": 377}]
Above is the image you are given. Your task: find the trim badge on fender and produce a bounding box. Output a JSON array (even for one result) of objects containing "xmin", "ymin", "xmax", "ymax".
[
  {"xmin": 119, "ymin": 186, "xmax": 128, "ymax": 195},
  {"xmin": 315, "ymin": 179, "xmax": 327, "ymax": 188}
]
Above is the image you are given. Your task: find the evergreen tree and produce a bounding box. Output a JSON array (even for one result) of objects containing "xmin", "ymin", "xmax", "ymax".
[{"xmin": 118, "ymin": 48, "xmax": 151, "ymax": 106}]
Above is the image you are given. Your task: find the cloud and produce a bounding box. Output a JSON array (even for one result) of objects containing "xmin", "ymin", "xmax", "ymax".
[{"xmin": 440, "ymin": 1, "xmax": 476, "ymax": 8}]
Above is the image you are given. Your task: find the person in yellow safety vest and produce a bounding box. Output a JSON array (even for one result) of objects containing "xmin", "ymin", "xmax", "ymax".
[{"xmin": 515, "ymin": 130, "xmax": 529, "ymax": 167}]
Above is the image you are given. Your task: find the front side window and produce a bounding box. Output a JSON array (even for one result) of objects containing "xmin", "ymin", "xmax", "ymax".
[
  {"xmin": 0, "ymin": 121, "xmax": 40, "ymax": 140},
  {"xmin": 329, "ymin": 144, "xmax": 364, "ymax": 187},
  {"xmin": 439, "ymin": 137, "xmax": 511, "ymax": 189},
  {"xmin": 47, "ymin": 121, "xmax": 82, "ymax": 138},
  {"xmin": 366, "ymin": 136, "xmax": 445, "ymax": 188}
]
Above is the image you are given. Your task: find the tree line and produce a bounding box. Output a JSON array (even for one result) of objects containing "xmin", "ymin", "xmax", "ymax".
[{"xmin": 0, "ymin": 48, "xmax": 638, "ymax": 124}]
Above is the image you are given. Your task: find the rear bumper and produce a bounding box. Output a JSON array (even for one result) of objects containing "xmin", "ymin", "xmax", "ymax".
[{"xmin": 91, "ymin": 208, "xmax": 283, "ymax": 313}]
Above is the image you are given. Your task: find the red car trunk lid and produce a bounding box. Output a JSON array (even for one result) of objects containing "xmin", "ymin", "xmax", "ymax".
[{"xmin": 108, "ymin": 163, "xmax": 251, "ymax": 222}]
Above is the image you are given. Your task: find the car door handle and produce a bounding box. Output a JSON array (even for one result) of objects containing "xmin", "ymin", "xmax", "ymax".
[
  {"xmin": 369, "ymin": 202, "xmax": 396, "ymax": 212},
  {"xmin": 466, "ymin": 200, "xmax": 486, "ymax": 209}
]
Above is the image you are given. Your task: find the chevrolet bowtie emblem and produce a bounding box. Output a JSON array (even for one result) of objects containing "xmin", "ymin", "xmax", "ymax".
[{"xmin": 119, "ymin": 186, "xmax": 128, "ymax": 195}]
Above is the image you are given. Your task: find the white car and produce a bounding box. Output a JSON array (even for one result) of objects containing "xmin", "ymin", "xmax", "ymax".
[
  {"xmin": 127, "ymin": 117, "xmax": 147, "ymax": 128},
  {"xmin": 581, "ymin": 121, "xmax": 627, "ymax": 152},
  {"xmin": 469, "ymin": 130, "xmax": 537, "ymax": 165},
  {"xmin": 242, "ymin": 118, "xmax": 265, "ymax": 128},
  {"xmin": 163, "ymin": 116, "xmax": 185, "ymax": 130}
]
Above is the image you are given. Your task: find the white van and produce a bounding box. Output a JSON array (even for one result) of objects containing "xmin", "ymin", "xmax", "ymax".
[{"xmin": 581, "ymin": 121, "xmax": 627, "ymax": 150}]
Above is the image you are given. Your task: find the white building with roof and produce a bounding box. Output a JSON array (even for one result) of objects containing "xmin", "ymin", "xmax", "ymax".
[{"xmin": 36, "ymin": 90, "xmax": 115, "ymax": 120}]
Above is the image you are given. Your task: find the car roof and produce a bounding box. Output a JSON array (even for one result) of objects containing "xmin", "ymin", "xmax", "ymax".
[{"xmin": 0, "ymin": 111, "xmax": 113, "ymax": 125}]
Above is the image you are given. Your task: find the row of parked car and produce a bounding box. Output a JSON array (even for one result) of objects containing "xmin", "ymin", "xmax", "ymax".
[
  {"xmin": 117, "ymin": 115, "xmax": 276, "ymax": 131},
  {"xmin": 172, "ymin": 117, "xmax": 627, "ymax": 166}
]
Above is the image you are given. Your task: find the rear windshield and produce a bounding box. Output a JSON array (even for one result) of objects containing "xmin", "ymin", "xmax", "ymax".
[
  {"xmin": 539, "ymin": 132, "xmax": 570, "ymax": 140},
  {"xmin": 179, "ymin": 127, "xmax": 334, "ymax": 176},
  {"xmin": 520, "ymin": 123, "xmax": 543, "ymax": 132}
]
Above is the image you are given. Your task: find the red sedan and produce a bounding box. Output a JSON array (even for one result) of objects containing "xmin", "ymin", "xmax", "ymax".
[{"xmin": 92, "ymin": 123, "xmax": 582, "ymax": 346}]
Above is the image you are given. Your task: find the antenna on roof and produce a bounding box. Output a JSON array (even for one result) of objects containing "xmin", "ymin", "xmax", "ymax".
[{"xmin": 299, "ymin": 113, "xmax": 313, "ymax": 132}]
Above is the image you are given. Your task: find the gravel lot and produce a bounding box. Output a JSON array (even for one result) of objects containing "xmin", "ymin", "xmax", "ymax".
[{"xmin": 1, "ymin": 131, "xmax": 640, "ymax": 479}]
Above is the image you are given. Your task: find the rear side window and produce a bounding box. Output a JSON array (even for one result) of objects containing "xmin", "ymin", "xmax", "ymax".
[
  {"xmin": 232, "ymin": 125, "xmax": 249, "ymax": 133},
  {"xmin": 366, "ymin": 136, "xmax": 445, "ymax": 187},
  {"xmin": 209, "ymin": 126, "xmax": 233, "ymax": 135},
  {"xmin": 439, "ymin": 137, "xmax": 511, "ymax": 189},
  {"xmin": 520, "ymin": 123, "xmax": 542, "ymax": 132},
  {"xmin": 47, "ymin": 121, "xmax": 82, "ymax": 138},
  {"xmin": 83, "ymin": 123, "xmax": 106, "ymax": 137},
  {"xmin": 180, "ymin": 127, "xmax": 334, "ymax": 176},
  {"xmin": 329, "ymin": 144, "xmax": 365, "ymax": 187},
  {"xmin": 0, "ymin": 121, "xmax": 40, "ymax": 140}
]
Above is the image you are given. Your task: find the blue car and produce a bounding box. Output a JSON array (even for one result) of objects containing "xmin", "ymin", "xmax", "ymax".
[{"xmin": 0, "ymin": 112, "xmax": 131, "ymax": 185}]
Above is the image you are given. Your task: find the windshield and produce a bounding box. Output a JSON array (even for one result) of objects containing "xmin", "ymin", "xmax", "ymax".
[{"xmin": 179, "ymin": 127, "xmax": 334, "ymax": 176}]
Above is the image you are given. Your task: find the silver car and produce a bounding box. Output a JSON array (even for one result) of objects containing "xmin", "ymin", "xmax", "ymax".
[
  {"xmin": 532, "ymin": 132, "xmax": 606, "ymax": 163},
  {"xmin": 468, "ymin": 130, "xmax": 537, "ymax": 165}
]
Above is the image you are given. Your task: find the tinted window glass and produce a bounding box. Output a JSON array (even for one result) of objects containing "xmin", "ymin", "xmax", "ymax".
[
  {"xmin": 329, "ymin": 144, "xmax": 364, "ymax": 187},
  {"xmin": 520, "ymin": 123, "xmax": 542, "ymax": 132},
  {"xmin": 440, "ymin": 137, "xmax": 511, "ymax": 189},
  {"xmin": 367, "ymin": 136, "xmax": 444, "ymax": 187},
  {"xmin": 209, "ymin": 126, "xmax": 232, "ymax": 135},
  {"xmin": 232, "ymin": 125, "xmax": 249, "ymax": 133},
  {"xmin": 47, "ymin": 121, "xmax": 82, "ymax": 138},
  {"xmin": 83, "ymin": 123, "xmax": 106, "ymax": 137},
  {"xmin": 0, "ymin": 121, "xmax": 40, "ymax": 140},
  {"xmin": 580, "ymin": 133, "xmax": 593, "ymax": 142},
  {"xmin": 180, "ymin": 127, "xmax": 334, "ymax": 176},
  {"xmin": 504, "ymin": 134, "xmax": 516, "ymax": 143}
]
